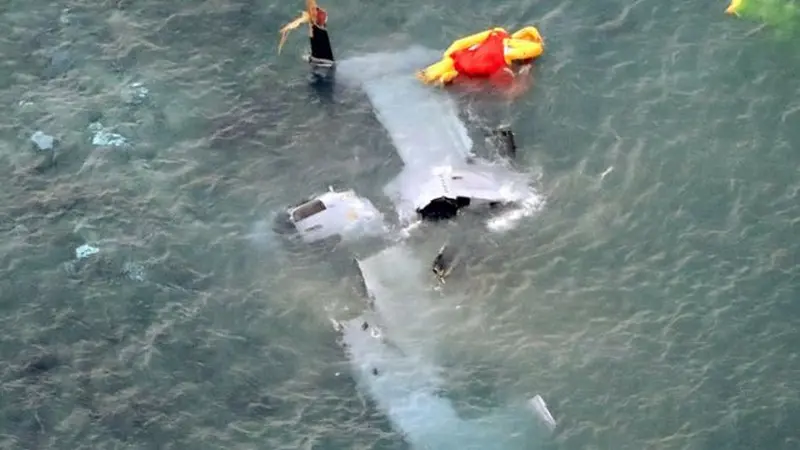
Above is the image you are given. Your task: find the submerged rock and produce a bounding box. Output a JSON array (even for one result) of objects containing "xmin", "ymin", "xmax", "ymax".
[
  {"xmin": 43, "ymin": 49, "xmax": 73, "ymax": 78},
  {"xmin": 21, "ymin": 353, "xmax": 61, "ymax": 377},
  {"xmin": 30, "ymin": 131, "xmax": 54, "ymax": 151}
]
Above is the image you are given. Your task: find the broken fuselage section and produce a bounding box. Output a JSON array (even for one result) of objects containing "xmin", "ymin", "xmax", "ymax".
[{"xmin": 273, "ymin": 189, "xmax": 386, "ymax": 246}]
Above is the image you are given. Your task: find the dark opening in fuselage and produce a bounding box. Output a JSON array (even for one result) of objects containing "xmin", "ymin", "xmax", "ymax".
[{"xmin": 417, "ymin": 196, "xmax": 471, "ymax": 221}]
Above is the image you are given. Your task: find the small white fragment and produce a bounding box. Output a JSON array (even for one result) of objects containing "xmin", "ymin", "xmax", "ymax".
[
  {"xmin": 529, "ymin": 395, "xmax": 556, "ymax": 431},
  {"xmin": 88, "ymin": 122, "xmax": 128, "ymax": 148},
  {"xmin": 600, "ymin": 166, "xmax": 614, "ymax": 180},
  {"xmin": 92, "ymin": 131, "xmax": 127, "ymax": 148},
  {"xmin": 122, "ymin": 82, "xmax": 149, "ymax": 104},
  {"xmin": 75, "ymin": 244, "xmax": 99, "ymax": 260},
  {"xmin": 59, "ymin": 8, "xmax": 71, "ymax": 24},
  {"xmin": 30, "ymin": 131, "xmax": 54, "ymax": 151}
]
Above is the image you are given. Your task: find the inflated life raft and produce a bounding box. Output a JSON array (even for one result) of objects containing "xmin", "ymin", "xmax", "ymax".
[{"xmin": 417, "ymin": 26, "xmax": 544, "ymax": 86}]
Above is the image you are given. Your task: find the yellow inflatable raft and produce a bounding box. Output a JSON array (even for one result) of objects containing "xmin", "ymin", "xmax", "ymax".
[{"xmin": 417, "ymin": 26, "xmax": 545, "ymax": 86}]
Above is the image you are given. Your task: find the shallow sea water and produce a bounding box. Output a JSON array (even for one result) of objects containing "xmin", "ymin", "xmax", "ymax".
[{"xmin": 1, "ymin": 0, "xmax": 799, "ymax": 449}]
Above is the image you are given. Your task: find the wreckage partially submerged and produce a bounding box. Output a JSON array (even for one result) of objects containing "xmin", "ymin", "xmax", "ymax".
[
  {"xmin": 333, "ymin": 313, "xmax": 557, "ymax": 450},
  {"xmin": 276, "ymin": 9, "xmax": 541, "ymax": 235},
  {"xmin": 273, "ymin": 189, "xmax": 385, "ymax": 245},
  {"xmin": 276, "ymin": 1, "xmax": 555, "ymax": 445},
  {"xmin": 337, "ymin": 45, "xmax": 538, "ymax": 224}
]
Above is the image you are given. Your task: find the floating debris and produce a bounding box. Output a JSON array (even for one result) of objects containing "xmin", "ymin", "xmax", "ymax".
[
  {"xmin": 30, "ymin": 131, "xmax": 54, "ymax": 151},
  {"xmin": 121, "ymin": 81, "xmax": 150, "ymax": 105},
  {"xmin": 88, "ymin": 122, "xmax": 128, "ymax": 148},
  {"xmin": 600, "ymin": 166, "xmax": 614, "ymax": 181},
  {"xmin": 432, "ymin": 241, "xmax": 461, "ymax": 284},
  {"xmin": 491, "ymin": 125, "xmax": 517, "ymax": 159},
  {"xmin": 725, "ymin": 0, "xmax": 800, "ymax": 39},
  {"xmin": 529, "ymin": 395, "xmax": 557, "ymax": 431},
  {"xmin": 75, "ymin": 244, "xmax": 99, "ymax": 260},
  {"xmin": 122, "ymin": 261, "xmax": 146, "ymax": 281},
  {"xmin": 59, "ymin": 8, "xmax": 71, "ymax": 25}
]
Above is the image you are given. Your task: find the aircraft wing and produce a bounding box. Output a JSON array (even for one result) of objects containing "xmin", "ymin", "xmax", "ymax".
[
  {"xmin": 338, "ymin": 47, "xmax": 542, "ymax": 225},
  {"xmin": 337, "ymin": 46, "xmax": 473, "ymax": 168}
]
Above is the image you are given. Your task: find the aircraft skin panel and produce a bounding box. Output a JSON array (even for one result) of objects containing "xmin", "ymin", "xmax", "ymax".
[
  {"xmin": 291, "ymin": 190, "xmax": 386, "ymax": 243},
  {"xmin": 356, "ymin": 243, "xmax": 437, "ymax": 338},
  {"xmin": 337, "ymin": 46, "xmax": 474, "ymax": 168},
  {"xmin": 337, "ymin": 314, "xmax": 550, "ymax": 450},
  {"xmin": 382, "ymin": 161, "xmax": 540, "ymax": 222},
  {"xmin": 338, "ymin": 47, "xmax": 540, "ymax": 224},
  {"xmin": 361, "ymin": 77, "xmax": 473, "ymax": 168}
]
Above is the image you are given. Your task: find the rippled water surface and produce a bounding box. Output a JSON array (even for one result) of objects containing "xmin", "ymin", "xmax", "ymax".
[{"xmin": 1, "ymin": 0, "xmax": 799, "ymax": 449}]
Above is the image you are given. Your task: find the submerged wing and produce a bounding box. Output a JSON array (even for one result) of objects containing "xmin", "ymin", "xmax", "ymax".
[
  {"xmin": 337, "ymin": 47, "xmax": 473, "ymax": 168},
  {"xmin": 360, "ymin": 75, "xmax": 474, "ymax": 168},
  {"xmin": 338, "ymin": 47, "xmax": 540, "ymax": 223},
  {"xmin": 338, "ymin": 310, "xmax": 554, "ymax": 449}
]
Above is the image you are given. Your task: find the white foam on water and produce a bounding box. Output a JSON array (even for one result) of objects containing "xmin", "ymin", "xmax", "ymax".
[{"xmin": 486, "ymin": 192, "xmax": 546, "ymax": 233}]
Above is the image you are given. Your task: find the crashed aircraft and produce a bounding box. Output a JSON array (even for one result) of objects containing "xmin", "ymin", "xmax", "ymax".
[
  {"xmin": 275, "ymin": 2, "xmax": 555, "ymax": 447},
  {"xmin": 274, "ymin": 17, "xmax": 542, "ymax": 242}
]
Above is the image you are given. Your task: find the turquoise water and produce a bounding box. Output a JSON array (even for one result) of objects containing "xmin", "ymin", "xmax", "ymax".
[{"xmin": 1, "ymin": 0, "xmax": 798, "ymax": 449}]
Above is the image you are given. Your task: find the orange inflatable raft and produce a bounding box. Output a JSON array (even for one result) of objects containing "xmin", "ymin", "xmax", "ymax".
[{"xmin": 417, "ymin": 26, "xmax": 545, "ymax": 87}]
